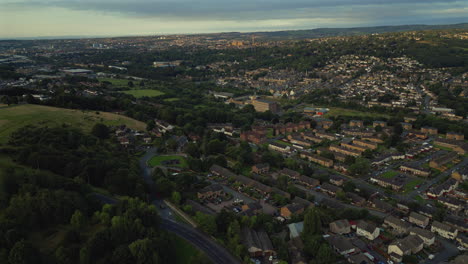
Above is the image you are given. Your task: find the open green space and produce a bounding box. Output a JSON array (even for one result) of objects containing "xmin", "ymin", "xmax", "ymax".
[
  {"xmin": 325, "ymin": 107, "xmax": 389, "ymax": 118},
  {"xmin": 266, "ymin": 128, "xmax": 274, "ymax": 138},
  {"xmin": 275, "ymin": 139, "xmax": 292, "ymax": 146},
  {"xmin": 164, "ymin": 98, "xmax": 180, "ymax": 102},
  {"xmin": 173, "ymin": 236, "xmax": 210, "ymax": 264},
  {"xmin": 148, "ymin": 155, "xmax": 188, "ymax": 168},
  {"xmin": 0, "ymin": 104, "xmax": 145, "ymax": 144},
  {"xmin": 121, "ymin": 89, "xmax": 165, "ymax": 98},
  {"xmin": 404, "ymin": 179, "xmax": 424, "ymax": 193},
  {"xmin": 380, "ymin": 170, "xmax": 399, "ymax": 179},
  {"xmin": 433, "ymin": 144, "xmax": 454, "ymax": 152},
  {"xmin": 414, "ymin": 195, "xmax": 426, "ymax": 204}
]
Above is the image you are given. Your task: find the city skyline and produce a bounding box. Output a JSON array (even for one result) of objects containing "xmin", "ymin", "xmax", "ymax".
[{"xmin": 1, "ymin": 0, "xmax": 467, "ymax": 39}]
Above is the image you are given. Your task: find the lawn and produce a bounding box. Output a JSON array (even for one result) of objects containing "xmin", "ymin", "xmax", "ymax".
[
  {"xmin": 121, "ymin": 89, "xmax": 165, "ymax": 98},
  {"xmin": 325, "ymin": 107, "xmax": 389, "ymax": 118},
  {"xmin": 266, "ymin": 128, "xmax": 274, "ymax": 138},
  {"xmin": 164, "ymin": 98, "xmax": 180, "ymax": 102},
  {"xmin": 433, "ymin": 144, "xmax": 454, "ymax": 152},
  {"xmin": 173, "ymin": 236, "xmax": 210, "ymax": 264},
  {"xmin": 380, "ymin": 170, "xmax": 399, "ymax": 179},
  {"xmin": 0, "ymin": 104, "xmax": 146, "ymax": 144},
  {"xmin": 404, "ymin": 179, "xmax": 423, "ymax": 193},
  {"xmin": 148, "ymin": 155, "xmax": 188, "ymax": 168},
  {"xmin": 414, "ymin": 195, "xmax": 426, "ymax": 204}
]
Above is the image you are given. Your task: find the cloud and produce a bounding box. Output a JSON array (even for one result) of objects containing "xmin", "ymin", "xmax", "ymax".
[
  {"xmin": 4, "ymin": 0, "xmax": 467, "ymax": 21},
  {"xmin": 0, "ymin": 0, "xmax": 467, "ymax": 38}
]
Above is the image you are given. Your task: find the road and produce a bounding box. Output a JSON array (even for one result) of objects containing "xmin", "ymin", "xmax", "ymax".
[
  {"xmin": 139, "ymin": 147, "xmax": 241, "ymax": 264},
  {"xmin": 96, "ymin": 147, "xmax": 240, "ymax": 264}
]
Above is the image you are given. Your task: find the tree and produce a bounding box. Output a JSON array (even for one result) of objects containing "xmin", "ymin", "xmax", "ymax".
[
  {"xmin": 8, "ymin": 240, "xmax": 37, "ymax": 264},
  {"xmin": 349, "ymin": 158, "xmax": 370, "ymax": 177},
  {"xmin": 171, "ymin": 191, "xmax": 181, "ymax": 205},
  {"xmin": 91, "ymin": 123, "xmax": 109, "ymax": 139},
  {"xmin": 343, "ymin": 181, "xmax": 356, "ymax": 192},
  {"xmin": 70, "ymin": 210, "xmax": 86, "ymax": 229},
  {"xmin": 194, "ymin": 212, "xmax": 216, "ymax": 235},
  {"xmin": 128, "ymin": 81, "xmax": 134, "ymax": 88},
  {"xmin": 128, "ymin": 238, "xmax": 158, "ymax": 264},
  {"xmin": 316, "ymin": 243, "xmax": 335, "ymax": 264},
  {"xmin": 146, "ymin": 120, "xmax": 155, "ymax": 131},
  {"xmin": 303, "ymin": 208, "xmax": 321, "ymax": 237}
]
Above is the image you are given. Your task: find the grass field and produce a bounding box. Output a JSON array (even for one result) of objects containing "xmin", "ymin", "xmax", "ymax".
[
  {"xmin": 404, "ymin": 179, "xmax": 423, "ymax": 193},
  {"xmin": 164, "ymin": 98, "xmax": 180, "ymax": 102},
  {"xmin": 121, "ymin": 89, "xmax": 165, "ymax": 98},
  {"xmin": 148, "ymin": 155, "xmax": 188, "ymax": 168},
  {"xmin": 325, "ymin": 107, "xmax": 389, "ymax": 118},
  {"xmin": 173, "ymin": 236, "xmax": 209, "ymax": 264},
  {"xmin": 0, "ymin": 104, "xmax": 145, "ymax": 143},
  {"xmin": 380, "ymin": 170, "xmax": 399, "ymax": 179}
]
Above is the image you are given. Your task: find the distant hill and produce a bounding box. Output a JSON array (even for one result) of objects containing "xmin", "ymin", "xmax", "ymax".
[
  {"xmin": 205, "ymin": 23, "xmax": 468, "ymax": 40},
  {"xmin": 0, "ymin": 104, "xmax": 145, "ymax": 143}
]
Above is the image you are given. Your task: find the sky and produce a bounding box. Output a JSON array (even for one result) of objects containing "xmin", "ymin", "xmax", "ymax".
[{"xmin": 1, "ymin": 0, "xmax": 467, "ymax": 38}]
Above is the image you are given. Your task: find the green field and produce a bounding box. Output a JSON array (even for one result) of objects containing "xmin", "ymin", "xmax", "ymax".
[
  {"xmin": 148, "ymin": 155, "xmax": 188, "ymax": 168},
  {"xmin": 404, "ymin": 179, "xmax": 423, "ymax": 193},
  {"xmin": 0, "ymin": 104, "xmax": 145, "ymax": 144},
  {"xmin": 173, "ymin": 236, "xmax": 210, "ymax": 264},
  {"xmin": 380, "ymin": 170, "xmax": 399, "ymax": 179},
  {"xmin": 325, "ymin": 107, "xmax": 389, "ymax": 118},
  {"xmin": 121, "ymin": 89, "xmax": 165, "ymax": 98},
  {"xmin": 164, "ymin": 98, "xmax": 180, "ymax": 102}
]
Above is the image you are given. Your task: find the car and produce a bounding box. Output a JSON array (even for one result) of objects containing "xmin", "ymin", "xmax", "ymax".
[
  {"xmin": 159, "ymin": 204, "xmax": 167, "ymax": 209},
  {"xmin": 457, "ymin": 246, "xmax": 466, "ymax": 251}
]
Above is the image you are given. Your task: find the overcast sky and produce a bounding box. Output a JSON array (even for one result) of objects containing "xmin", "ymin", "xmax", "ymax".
[{"xmin": 1, "ymin": 0, "xmax": 467, "ymax": 38}]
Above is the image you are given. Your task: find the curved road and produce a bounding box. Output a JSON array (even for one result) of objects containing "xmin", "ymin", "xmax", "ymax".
[{"xmin": 139, "ymin": 148, "xmax": 240, "ymax": 264}]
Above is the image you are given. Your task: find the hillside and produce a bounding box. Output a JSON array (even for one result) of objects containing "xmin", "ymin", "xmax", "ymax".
[
  {"xmin": 203, "ymin": 23, "xmax": 468, "ymax": 40},
  {"xmin": 0, "ymin": 104, "xmax": 145, "ymax": 143}
]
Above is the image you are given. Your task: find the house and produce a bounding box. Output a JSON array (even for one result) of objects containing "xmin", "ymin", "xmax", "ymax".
[
  {"xmin": 209, "ymin": 164, "xmax": 237, "ymax": 178},
  {"xmin": 329, "ymin": 219, "xmax": 351, "ymax": 234},
  {"xmin": 452, "ymin": 167, "xmax": 468, "ymax": 182},
  {"xmin": 197, "ymin": 184, "xmax": 224, "ymax": 199},
  {"xmin": 350, "ymin": 120, "xmax": 364, "ymax": 128},
  {"xmin": 329, "ymin": 145, "xmax": 361, "ymax": 157},
  {"xmin": 400, "ymin": 164, "xmax": 431, "ymax": 177},
  {"xmin": 456, "ymin": 234, "xmax": 468, "ymax": 248},
  {"xmin": 277, "ymin": 168, "xmax": 300, "ymax": 180},
  {"xmin": 373, "ymin": 121, "xmax": 387, "ymax": 128},
  {"xmin": 450, "ymin": 254, "xmax": 468, "ymax": 264},
  {"xmin": 268, "ymin": 142, "xmax": 291, "ymax": 153},
  {"xmin": 445, "ymin": 215, "xmax": 468, "ymax": 233},
  {"xmin": 427, "ymin": 178, "xmax": 459, "ymax": 198},
  {"xmin": 421, "ymin": 126, "xmax": 438, "ymax": 135},
  {"xmin": 438, "ymin": 196, "xmax": 464, "ymax": 212},
  {"xmin": 325, "ymin": 235, "xmax": 358, "ymax": 256},
  {"xmin": 446, "ymin": 132, "xmax": 464, "ymax": 140},
  {"xmin": 434, "ymin": 138, "xmax": 468, "ymax": 155},
  {"xmin": 384, "ymin": 215, "xmax": 411, "ymax": 235},
  {"xmin": 401, "ymin": 122, "xmax": 413, "ymax": 130},
  {"xmin": 388, "ymin": 234, "xmax": 424, "ymax": 262},
  {"xmin": 300, "ymin": 152, "xmax": 334, "ymax": 167},
  {"xmin": 329, "ymin": 175, "xmax": 345, "ymax": 186},
  {"xmin": 346, "ymin": 192, "xmax": 366, "ymax": 206},
  {"xmin": 369, "ymin": 198, "xmax": 394, "ymax": 213},
  {"xmin": 348, "ymin": 253, "xmax": 372, "ymax": 264},
  {"xmin": 281, "ymin": 203, "xmax": 305, "ymax": 219},
  {"xmin": 297, "ymin": 175, "xmax": 320, "ymax": 188},
  {"xmin": 242, "ymin": 227, "xmax": 276, "ymax": 257},
  {"xmin": 356, "ymin": 221, "xmax": 380, "ymax": 241},
  {"xmin": 320, "ymin": 182, "xmax": 343, "ymax": 197},
  {"xmin": 408, "ymin": 212, "xmax": 430, "ymax": 228},
  {"xmin": 429, "ymin": 152, "xmax": 458, "ymax": 170},
  {"xmin": 370, "ymin": 175, "xmax": 405, "ymax": 191},
  {"xmin": 431, "ymin": 221, "xmax": 458, "ymax": 240},
  {"xmin": 409, "ymin": 227, "xmax": 435, "ymax": 246},
  {"xmin": 242, "ymin": 202, "xmax": 263, "ymax": 215},
  {"xmin": 353, "ymin": 139, "xmax": 378, "ymax": 150},
  {"xmin": 252, "ymin": 163, "xmax": 270, "ymax": 174}
]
